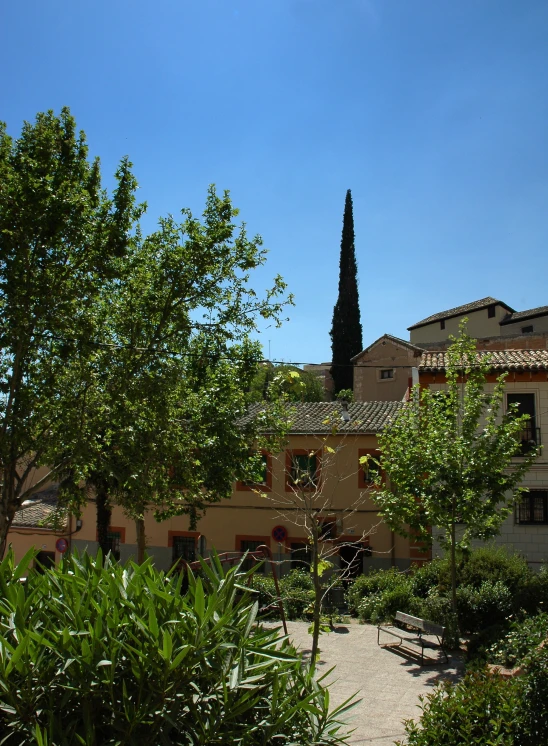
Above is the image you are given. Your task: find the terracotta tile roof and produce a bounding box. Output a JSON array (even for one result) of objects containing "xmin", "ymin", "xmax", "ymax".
[
  {"xmin": 244, "ymin": 401, "xmax": 405, "ymax": 434},
  {"xmin": 408, "ymin": 297, "xmax": 515, "ymax": 331},
  {"xmin": 351, "ymin": 334, "xmax": 424, "ymax": 361},
  {"xmin": 500, "ymin": 306, "xmax": 548, "ymax": 326},
  {"xmin": 12, "ymin": 484, "xmax": 60, "ymax": 529},
  {"xmin": 419, "ymin": 349, "xmax": 548, "ymax": 372}
]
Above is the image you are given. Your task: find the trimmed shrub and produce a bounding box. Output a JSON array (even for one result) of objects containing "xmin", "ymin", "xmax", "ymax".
[
  {"xmin": 0, "ymin": 550, "xmax": 354, "ymax": 745},
  {"xmin": 346, "ymin": 567, "xmax": 410, "ymax": 617},
  {"xmin": 456, "ymin": 580, "xmax": 513, "ymax": 635},
  {"xmin": 458, "ymin": 545, "xmax": 531, "ymax": 594},
  {"xmin": 359, "ymin": 585, "xmax": 421, "ymax": 624}
]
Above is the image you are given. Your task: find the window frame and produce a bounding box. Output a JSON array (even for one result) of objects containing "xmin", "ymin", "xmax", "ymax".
[
  {"xmin": 515, "ymin": 491, "xmax": 548, "ymax": 525},
  {"xmin": 168, "ymin": 531, "xmax": 200, "ymax": 566},
  {"xmin": 506, "ymin": 391, "xmax": 539, "ymax": 456},
  {"xmin": 358, "ymin": 448, "xmax": 383, "ymax": 489},
  {"xmin": 235, "ymin": 535, "xmax": 271, "ymax": 573},
  {"xmin": 285, "ymin": 449, "xmax": 322, "ymax": 492},
  {"xmin": 236, "ymin": 451, "xmax": 272, "ymax": 492}
]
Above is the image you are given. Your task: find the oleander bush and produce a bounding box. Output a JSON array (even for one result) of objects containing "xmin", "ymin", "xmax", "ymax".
[{"xmin": 0, "ymin": 549, "xmax": 354, "ymax": 745}]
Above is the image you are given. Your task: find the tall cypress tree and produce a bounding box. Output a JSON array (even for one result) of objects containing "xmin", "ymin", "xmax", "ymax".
[{"xmin": 330, "ymin": 189, "xmax": 363, "ymax": 395}]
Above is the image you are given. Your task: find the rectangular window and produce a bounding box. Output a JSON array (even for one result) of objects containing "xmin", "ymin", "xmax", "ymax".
[
  {"xmin": 507, "ymin": 393, "xmax": 539, "ymax": 454},
  {"xmin": 516, "ymin": 491, "xmax": 548, "ymax": 525},
  {"xmin": 172, "ymin": 536, "xmax": 196, "ymax": 565},
  {"xmin": 521, "ymin": 325, "xmax": 534, "ymax": 334},
  {"xmin": 488, "ymin": 304, "xmax": 496, "ymax": 318},
  {"xmin": 358, "ymin": 449, "xmax": 383, "ymax": 489},
  {"xmin": 107, "ymin": 531, "xmax": 122, "ymax": 561},
  {"xmin": 286, "ymin": 450, "xmax": 320, "ymax": 491},
  {"xmin": 440, "ymin": 319, "xmax": 445, "ymax": 330},
  {"xmin": 237, "ymin": 452, "xmax": 272, "ymax": 492},
  {"xmin": 318, "ymin": 517, "xmax": 337, "ymax": 541},
  {"xmin": 380, "ymin": 369, "xmax": 394, "ymax": 380},
  {"xmin": 35, "ymin": 551, "xmax": 56, "ymax": 572},
  {"xmin": 290, "ymin": 542, "xmax": 312, "ymax": 571},
  {"xmin": 238, "ymin": 539, "xmax": 268, "ymax": 573}
]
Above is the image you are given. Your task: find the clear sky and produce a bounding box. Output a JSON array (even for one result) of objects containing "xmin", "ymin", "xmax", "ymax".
[{"xmin": 2, "ymin": 0, "xmax": 548, "ymax": 365}]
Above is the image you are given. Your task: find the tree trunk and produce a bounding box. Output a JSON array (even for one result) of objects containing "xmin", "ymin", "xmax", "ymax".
[
  {"xmin": 95, "ymin": 481, "xmax": 112, "ymax": 560},
  {"xmin": 0, "ymin": 465, "xmax": 19, "ymax": 559},
  {"xmin": 450, "ymin": 496, "xmax": 458, "ymax": 630},
  {"xmin": 136, "ymin": 517, "xmax": 146, "ymax": 563},
  {"xmin": 310, "ymin": 530, "xmax": 322, "ymax": 668}
]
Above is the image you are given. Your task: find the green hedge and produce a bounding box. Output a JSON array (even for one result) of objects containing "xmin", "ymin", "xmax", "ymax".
[
  {"xmin": 345, "ymin": 547, "xmax": 548, "ymax": 638},
  {"xmin": 0, "ymin": 550, "xmax": 354, "ymax": 745}
]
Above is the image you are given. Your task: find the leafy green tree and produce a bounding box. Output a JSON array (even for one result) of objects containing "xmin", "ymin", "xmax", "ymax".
[
  {"xmin": 248, "ymin": 364, "xmax": 325, "ymax": 403},
  {"xmin": 0, "ymin": 108, "xmax": 142, "ymax": 556},
  {"xmin": 330, "ymin": 189, "xmax": 362, "ymax": 395},
  {"xmin": 67, "ymin": 188, "xmax": 292, "ymax": 560},
  {"xmin": 374, "ymin": 326, "xmax": 539, "ymax": 624}
]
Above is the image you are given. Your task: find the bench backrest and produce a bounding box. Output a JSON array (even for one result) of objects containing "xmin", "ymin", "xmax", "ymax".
[{"xmin": 395, "ymin": 611, "xmax": 445, "ymax": 637}]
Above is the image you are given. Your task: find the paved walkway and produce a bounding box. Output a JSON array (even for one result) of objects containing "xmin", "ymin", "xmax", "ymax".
[{"xmin": 278, "ymin": 620, "xmax": 464, "ymax": 745}]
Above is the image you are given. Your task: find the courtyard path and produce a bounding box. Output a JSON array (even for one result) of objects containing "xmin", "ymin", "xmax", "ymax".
[{"xmin": 277, "ymin": 620, "xmax": 464, "ymax": 745}]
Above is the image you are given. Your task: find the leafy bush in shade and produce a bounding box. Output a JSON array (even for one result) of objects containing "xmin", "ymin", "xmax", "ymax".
[
  {"xmin": 251, "ymin": 569, "xmax": 315, "ymax": 620},
  {"xmin": 488, "ymin": 613, "xmax": 548, "ymax": 668},
  {"xmin": 358, "ymin": 586, "xmax": 421, "ymax": 624},
  {"xmin": 399, "ymin": 648, "xmax": 548, "ymax": 746},
  {"xmin": 0, "ymin": 550, "xmax": 354, "ymax": 745}
]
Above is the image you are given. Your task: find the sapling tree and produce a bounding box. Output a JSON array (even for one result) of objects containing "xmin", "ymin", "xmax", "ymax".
[
  {"xmin": 374, "ymin": 326, "xmax": 539, "ymax": 624},
  {"xmin": 254, "ymin": 404, "xmax": 382, "ymax": 665}
]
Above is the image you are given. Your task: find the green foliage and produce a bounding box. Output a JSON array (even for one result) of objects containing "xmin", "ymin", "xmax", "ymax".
[
  {"xmin": 358, "ymin": 586, "xmax": 421, "ymax": 624},
  {"xmin": 330, "ymin": 189, "xmax": 362, "ymax": 393},
  {"xmin": 400, "ymin": 649, "xmax": 548, "ymax": 746},
  {"xmin": 345, "ymin": 567, "xmax": 410, "ymax": 617},
  {"xmin": 335, "ymin": 389, "xmax": 354, "ymax": 402},
  {"xmin": 252, "ymin": 569, "xmax": 315, "ymax": 621},
  {"xmin": 346, "ymin": 548, "xmax": 548, "ymax": 644},
  {"xmin": 0, "ymin": 549, "xmax": 354, "ymax": 745},
  {"xmin": 247, "ymin": 363, "xmax": 325, "ymax": 403},
  {"xmin": 488, "ymin": 613, "xmax": 548, "ymax": 668},
  {"xmin": 399, "ymin": 670, "xmax": 517, "ymax": 746}
]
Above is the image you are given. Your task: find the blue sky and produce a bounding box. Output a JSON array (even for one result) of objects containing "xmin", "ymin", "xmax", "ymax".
[{"xmin": 3, "ymin": 0, "xmax": 548, "ymax": 364}]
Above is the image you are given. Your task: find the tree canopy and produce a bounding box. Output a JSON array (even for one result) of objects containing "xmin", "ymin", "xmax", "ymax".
[
  {"xmin": 247, "ymin": 364, "xmax": 325, "ymax": 403},
  {"xmin": 0, "ymin": 108, "xmax": 292, "ymax": 558}
]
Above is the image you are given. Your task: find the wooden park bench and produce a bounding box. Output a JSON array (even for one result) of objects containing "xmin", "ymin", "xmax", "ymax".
[{"xmin": 377, "ymin": 611, "xmax": 448, "ymax": 666}]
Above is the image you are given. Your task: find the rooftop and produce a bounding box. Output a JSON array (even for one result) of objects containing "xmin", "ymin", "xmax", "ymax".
[
  {"xmin": 408, "ymin": 297, "xmax": 515, "ymax": 331},
  {"xmin": 12, "ymin": 484, "xmax": 61, "ymax": 529},
  {"xmin": 500, "ymin": 305, "xmax": 548, "ymax": 326},
  {"xmin": 245, "ymin": 401, "xmax": 405, "ymax": 434},
  {"xmin": 419, "ymin": 348, "xmax": 548, "ymax": 373}
]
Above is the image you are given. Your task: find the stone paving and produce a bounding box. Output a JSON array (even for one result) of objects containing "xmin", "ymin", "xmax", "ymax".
[{"xmin": 279, "ymin": 620, "xmax": 464, "ymax": 745}]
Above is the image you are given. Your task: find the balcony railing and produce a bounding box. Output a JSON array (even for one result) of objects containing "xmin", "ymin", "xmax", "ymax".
[{"xmin": 516, "ymin": 426, "xmax": 541, "ymax": 455}]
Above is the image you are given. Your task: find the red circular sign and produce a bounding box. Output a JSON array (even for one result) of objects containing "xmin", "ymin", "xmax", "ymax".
[
  {"xmin": 56, "ymin": 538, "xmax": 69, "ymax": 553},
  {"xmin": 272, "ymin": 525, "xmax": 288, "ymax": 542}
]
